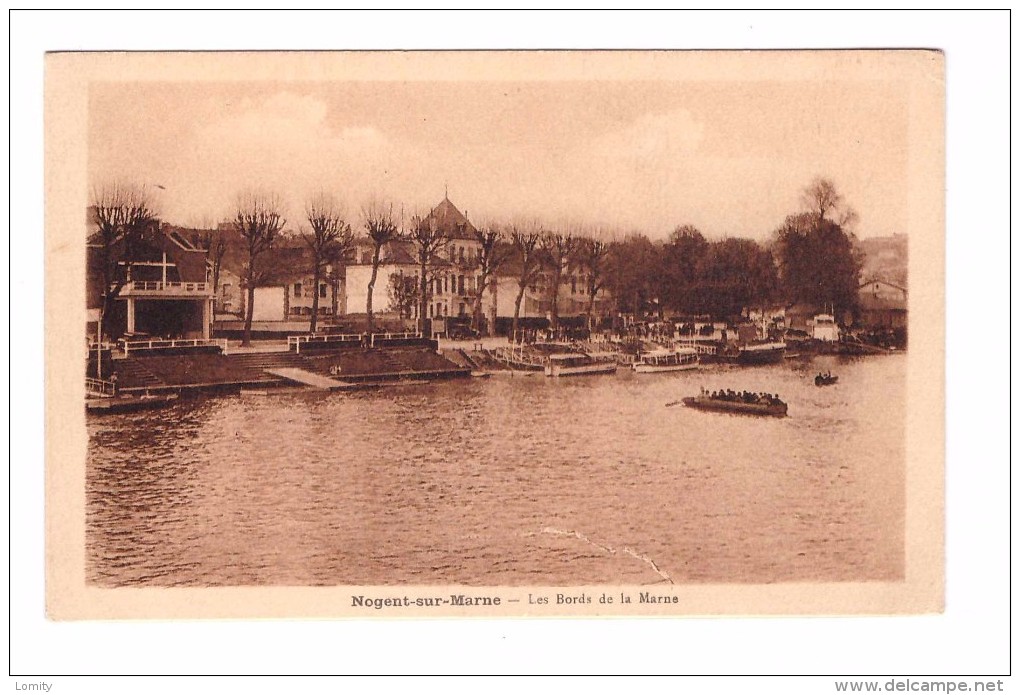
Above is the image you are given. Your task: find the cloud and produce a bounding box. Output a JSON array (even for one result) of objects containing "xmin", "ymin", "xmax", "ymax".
[
  {"xmin": 592, "ymin": 109, "xmax": 705, "ymax": 161},
  {"xmin": 161, "ymin": 92, "xmax": 416, "ymax": 223}
]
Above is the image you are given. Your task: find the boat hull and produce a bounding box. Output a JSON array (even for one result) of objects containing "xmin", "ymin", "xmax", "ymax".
[
  {"xmin": 736, "ymin": 346, "xmax": 786, "ymax": 365},
  {"xmin": 633, "ymin": 362, "xmax": 699, "ymax": 373},
  {"xmin": 545, "ymin": 362, "xmax": 618, "ymax": 377},
  {"xmin": 681, "ymin": 396, "xmax": 787, "ymax": 417},
  {"xmin": 86, "ymin": 393, "xmax": 179, "ymax": 414}
]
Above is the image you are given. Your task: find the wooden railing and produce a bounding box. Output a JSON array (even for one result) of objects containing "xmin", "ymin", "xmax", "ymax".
[
  {"xmin": 288, "ymin": 333, "xmax": 363, "ymax": 354},
  {"xmin": 85, "ymin": 377, "xmax": 116, "ymax": 397},
  {"xmin": 119, "ymin": 338, "xmax": 226, "ymax": 355},
  {"xmin": 369, "ymin": 332, "xmax": 422, "ymax": 347},
  {"xmin": 288, "ymin": 332, "xmax": 425, "ymax": 353},
  {"xmin": 123, "ymin": 280, "xmax": 211, "ymax": 295},
  {"xmin": 490, "ymin": 345, "xmax": 546, "ymax": 368}
]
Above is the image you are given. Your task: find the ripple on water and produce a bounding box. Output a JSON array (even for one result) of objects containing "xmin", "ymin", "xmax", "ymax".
[{"xmin": 86, "ymin": 355, "xmax": 906, "ymax": 586}]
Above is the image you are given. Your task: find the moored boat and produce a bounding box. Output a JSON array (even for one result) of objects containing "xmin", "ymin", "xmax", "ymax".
[
  {"xmin": 632, "ymin": 347, "xmax": 699, "ymax": 373},
  {"xmin": 86, "ymin": 392, "xmax": 179, "ymax": 414},
  {"xmin": 544, "ymin": 353, "xmax": 618, "ymax": 377},
  {"xmin": 735, "ymin": 341, "xmax": 786, "ymax": 365},
  {"xmin": 680, "ymin": 392, "xmax": 787, "ymax": 417}
]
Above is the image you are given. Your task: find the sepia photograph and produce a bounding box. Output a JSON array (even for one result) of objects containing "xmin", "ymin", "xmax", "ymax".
[{"xmin": 45, "ymin": 48, "xmax": 945, "ymax": 621}]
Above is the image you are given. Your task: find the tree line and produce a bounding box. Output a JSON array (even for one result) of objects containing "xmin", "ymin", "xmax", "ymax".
[{"xmin": 90, "ymin": 177, "xmax": 864, "ymax": 346}]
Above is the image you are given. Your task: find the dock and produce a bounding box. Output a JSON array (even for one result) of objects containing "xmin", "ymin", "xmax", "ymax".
[{"xmin": 263, "ymin": 367, "xmax": 356, "ymax": 390}]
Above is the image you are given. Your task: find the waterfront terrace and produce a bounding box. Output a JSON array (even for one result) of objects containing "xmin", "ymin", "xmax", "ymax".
[{"xmin": 95, "ymin": 333, "xmax": 471, "ymax": 395}]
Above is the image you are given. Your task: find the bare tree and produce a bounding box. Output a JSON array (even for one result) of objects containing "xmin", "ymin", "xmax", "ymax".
[
  {"xmin": 234, "ymin": 191, "xmax": 286, "ymax": 347},
  {"xmin": 469, "ymin": 222, "xmax": 511, "ymax": 336},
  {"xmin": 304, "ymin": 194, "xmax": 354, "ymax": 333},
  {"xmin": 361, "ymin": 201, "xmax": 402, "ymax": 332},
  {"xmin": 508, "ymin": 222, "xmax": 543, "ymax": 341},
  {"xmin": 199, "ymin": 231, "xmax": 227, "ymax": 303},
  {"xmin": 576, "ymin": 232, "xmax": 612, "ymax": 332},
  {"xmin": 539, "ymin": 229, "xmax": 579, "ymax": 331},
  {"xmin": 406, "ymin": 212, "xmax": 450, "ymax": 335},
  {"xmin": 91, "ymin": 183, "xmax": 159, "ymax": 351},
  {"xmin": 801, "ymin": 176, "xmax": 858, "ymax": 229}
]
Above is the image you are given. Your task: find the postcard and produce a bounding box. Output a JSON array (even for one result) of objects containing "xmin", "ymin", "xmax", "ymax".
[{"xmin": 45, "ymin": 49, "xmax": 944, "ymax": 619}]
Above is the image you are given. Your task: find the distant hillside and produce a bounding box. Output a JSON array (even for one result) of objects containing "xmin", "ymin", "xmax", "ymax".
[{"xmin": 857, "ymin": 234, "xmax": 907, "ymax": 287}]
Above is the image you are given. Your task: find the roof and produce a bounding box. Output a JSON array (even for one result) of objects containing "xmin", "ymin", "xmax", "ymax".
[
  {"xmin": 425, "ymin": 196, "xmax": 478, "ymax": 241},
  {"xmin": 859, "ymin": 278, "xmax": 907, "ymax": 292}
]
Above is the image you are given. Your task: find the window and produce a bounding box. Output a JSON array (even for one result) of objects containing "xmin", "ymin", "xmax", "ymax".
[
  {"xmin": 222, "ymin": 283, "xmax": 231, "ymax": 296},
  {"xmin": 293, "ymin": 282, "xmax": 302, "ymax": 298},
  {"xmin": 458, "ymin": 275, "xmax": 465, "ymax": 295},
  {"xmin": 319, "ymin": 283, "xmax": 327, "ymax": 298},
  {"xmin": 571, "ymin": 277, "xmax": 577, "ymax": 294},
  {"xmin": 459, "ymin": 247, "xmax": 465, "ymax": 263}
]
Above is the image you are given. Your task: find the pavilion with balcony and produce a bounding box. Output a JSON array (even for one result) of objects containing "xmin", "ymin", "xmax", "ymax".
[{"xmin": 87, "ymin": 225, "xmax": 214, "ymax": 340}]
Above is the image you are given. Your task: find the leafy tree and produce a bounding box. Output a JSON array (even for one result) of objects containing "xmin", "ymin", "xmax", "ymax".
[
  {"xmin": 774, "ymin": 213, "xmax": 862, "ymax": 318},
  {"xmin": 692, "ymin": 238, "xmax": 777, "ymax": 317},
  {"xmin": 607, "ymin": 233, "xmax": 662, "ymax": 319},
  {"xmin": 774, "ymin": 179, "xmax": 864, "ymax": 319},
  {"xmin": 661, "ymin": 224, "xmax": 709, "ymax": 314}
]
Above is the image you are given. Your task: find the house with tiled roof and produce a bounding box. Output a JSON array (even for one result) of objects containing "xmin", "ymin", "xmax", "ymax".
[{"xmin": 344, "ymin": 196, "xmax": 484, "ymax": 324}]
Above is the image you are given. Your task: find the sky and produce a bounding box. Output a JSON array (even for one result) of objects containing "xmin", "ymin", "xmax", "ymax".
[{"xmin": 89, "ymin": 77, "xmax": 909, "ymax": 241}]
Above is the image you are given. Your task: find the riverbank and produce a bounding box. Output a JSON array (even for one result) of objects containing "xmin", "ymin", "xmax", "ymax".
[{"xmin": 103, "ymin": 345, "xmax": 471, "ymax": 395}]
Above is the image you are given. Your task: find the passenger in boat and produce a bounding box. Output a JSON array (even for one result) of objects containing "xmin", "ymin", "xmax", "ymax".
[{"xmin": 109, "ymin": 372, "xmax": 118, "ymax": 396}]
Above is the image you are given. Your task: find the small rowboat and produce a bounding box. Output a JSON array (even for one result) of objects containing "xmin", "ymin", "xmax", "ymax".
[
  {"xmin": 680, "ymin": 395, "xmax": 787, "ymax": 417},
  {"xmin": 814, "ymin": 374, "xmax": 839, "ymax": 387}
]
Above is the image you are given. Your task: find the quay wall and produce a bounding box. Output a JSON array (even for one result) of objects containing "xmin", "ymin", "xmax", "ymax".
[{"xmin": 109, "ymin": 345, "xmax": 469, "ymax": 393}]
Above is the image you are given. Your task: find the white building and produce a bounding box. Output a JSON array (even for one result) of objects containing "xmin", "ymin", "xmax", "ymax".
[{"xmin": 344, "ymin": 196, "xmax": 484, "ymax": 322}]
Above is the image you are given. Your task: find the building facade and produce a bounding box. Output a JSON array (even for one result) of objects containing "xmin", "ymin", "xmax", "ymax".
[
  {"xmin": 87, "ymin": 221, "xmax": 214, "ymax": 341},
  {"xmin": 343, "ymin": 196, "xmax": 484, "ymax": 323},
  {"xmin": 857, "ymin": 279, "xmax": 908, "ymax": 329}
]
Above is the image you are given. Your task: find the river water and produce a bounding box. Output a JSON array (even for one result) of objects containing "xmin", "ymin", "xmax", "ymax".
[{"xmin": 86, "ymin": 353, "xmax": 906, "ymax": 587}]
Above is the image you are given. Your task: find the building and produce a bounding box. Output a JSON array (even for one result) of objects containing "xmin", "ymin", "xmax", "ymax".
[
  {"xmin": 343, "ymin": 196, "xmax": 484, "ymax": 324},
  {"xmin": 215, "ymin": 244, "xmax": 344, "ymax": 329},
  {"xmin": 492, "ymin": 267, "xmax": 612, "ymax": 327},
  {"xmin": 87, "ymin": 219, "xmax": 214, "ymax": 341},
  {"xmin": 857, "ymin": 278, "xmax": 908, "ymax": 329}
]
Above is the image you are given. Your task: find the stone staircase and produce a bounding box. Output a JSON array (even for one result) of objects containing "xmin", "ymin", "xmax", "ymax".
[
  {"xmin": 112, "ymin": 358, "xmax": 166, "ymax": 390},
  {"xmin": 226, "ymin": 351, "xmax": 307, "ymax": 380}
]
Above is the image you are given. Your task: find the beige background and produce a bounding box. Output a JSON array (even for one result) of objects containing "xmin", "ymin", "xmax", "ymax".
[{"xmin": 45, "ymin": 50, "xmax": 945, "ymax": 620}]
